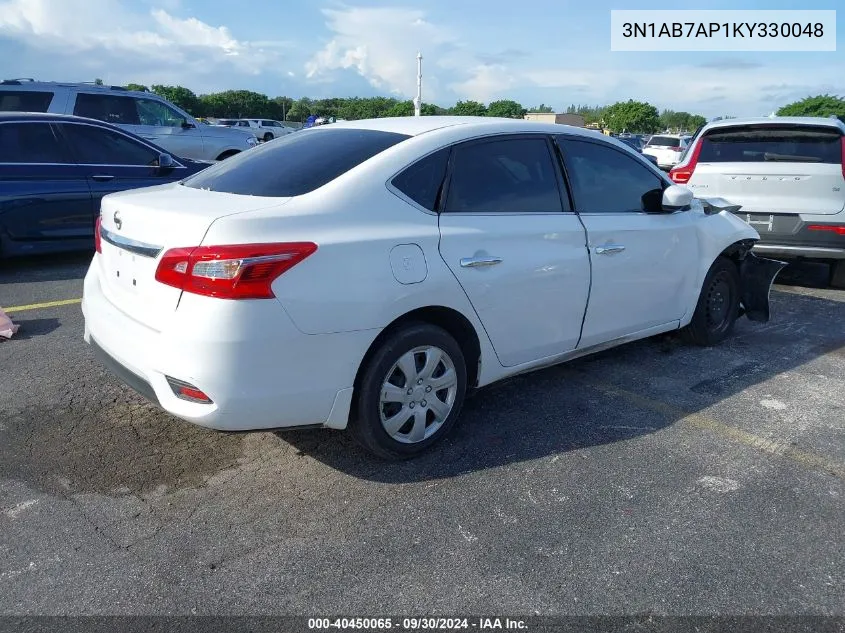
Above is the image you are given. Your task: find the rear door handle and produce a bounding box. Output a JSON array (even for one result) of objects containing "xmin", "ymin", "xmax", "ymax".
[
  {"xmin": 91, "ymin": 174, "xmax": 115, "ymax": 182},
  {"xmin": 460, "ymin": 256, "xmax": 503, "ymax": 268},
  {"xmin": 595, "ymin": 244, "xmax": 625, "ymax": 255}
]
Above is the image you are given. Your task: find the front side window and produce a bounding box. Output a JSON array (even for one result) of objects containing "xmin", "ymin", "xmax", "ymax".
[
  {"xmin": 391, "ymin": 148, "xmax": 450, "ymax": 211},
  {"xmin": 0, "ymin": 122, "xmax": 69, "ymax": 164},
  {"xmin": 444, "ymin": 137, "xmax": 566, "ymax": 213},
  {"xmin": 73, "ymin": 94, "xmax": 140, "ymax": 125},
  {"xmin": 697, "ymin": 125, "xmax": 843, "ymax": 163},
  {"xmin": 182, "ymin": 128, "xmax": 410, "ymax": 196},
  {"xmin": 0, "ymin": 91, "xmax": 54, "ymax": 112},
  {"xmin": 136, "ymin": 98, "xmax": 185, "ymax": 128},
  {"xmin": 560, "ymin": 138, "xmax": 664, "ymax": 213},
  {"xmin": 60, "ymin": 124, "xmax": 159, "ymax": 166}
]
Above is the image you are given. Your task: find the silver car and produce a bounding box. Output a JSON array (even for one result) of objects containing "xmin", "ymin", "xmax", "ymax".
[
  {"xmin": 670, "ymin": 116, "xmax": 845, "ymax": 288},
  {"xmin": 0, "ymin": 79, "xmax": 259, "ymax": 161}
]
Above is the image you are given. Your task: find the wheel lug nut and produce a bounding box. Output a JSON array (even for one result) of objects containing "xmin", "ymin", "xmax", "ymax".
[
  {"xmin": 409, "ymin": 402, "xmax": 415, "ymax": 409},
  {"xmin": 417, "ymin": 379, "xmax": 423, "ymax": 385},
  {"xmin": 421, "ymin": 400, "xmax": 427, "ymax": 407},
  {"xmin": 425, "ymin": 386, "xmax": 432, "ymax": 392},
  {"xmin": 407, "ymin": 388, "xmax": 413, "ymax": 395}
]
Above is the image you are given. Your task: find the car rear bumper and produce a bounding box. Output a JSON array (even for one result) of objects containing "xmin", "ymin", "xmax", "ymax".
[
  {"xmin": 732, "ymin": 213, "xmax": 845, "ymax": 261},
  {"xmin": 81, "ymin": 259, "xmax": 374, "ymax": 431}
]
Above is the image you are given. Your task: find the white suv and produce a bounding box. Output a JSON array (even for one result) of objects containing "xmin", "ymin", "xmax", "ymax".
[
  {"xmin": 643, "ymin": 134, "xmax": 689, "ymax": 169},
  {"xmin": 670, "ymin": 117, "xmax": 845, "ymax": 288},
  {"xmin": 0, "ymin": 79, "xmax": 259, "ymax": 161}
]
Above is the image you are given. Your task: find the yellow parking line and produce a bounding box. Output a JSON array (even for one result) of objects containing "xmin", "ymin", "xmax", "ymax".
[
  {"xmin": 574, "ymin": 373, "xmax": 845, "ymax": 479},
  {"xmin": 3, "ymin": 298, "xmax": 82, "ymax": 313}
]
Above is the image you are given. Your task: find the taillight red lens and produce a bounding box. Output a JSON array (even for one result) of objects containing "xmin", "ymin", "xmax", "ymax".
[
  {"xmin": 808, "ymin": 225, "xmax": 845, "ymax": 236},
  {"xmin": 155, "ymin": 242, "xmax": 318, "ymax": 300},
  {"xmin": 669, "ymin": 137, "xmax": 703, "ymax": 184},
  {"xmin": 94, "ymin": 216, "xmax": 102, "ymax": 253},
  {"xmin": 840, "ymin": 136, "xmax": 845, "ymax": 182}
]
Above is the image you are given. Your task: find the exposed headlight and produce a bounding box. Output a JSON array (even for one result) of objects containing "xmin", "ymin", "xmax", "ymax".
[{"xmin": 246, "ymin": 136, "xmax": 259, "ymax": 147}]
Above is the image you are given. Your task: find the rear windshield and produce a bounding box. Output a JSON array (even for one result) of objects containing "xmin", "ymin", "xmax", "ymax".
[
  {"xmin": 0, "ymin": 90, "xmax": 53, "ymax": 112},
  {"xmin": 182, "ymin": 128, "xmax": 410, "ymax": 196},
  {"xmin": 698, "ymin": 125, "xmax": 843, "ymax": 163},
  {"xmin": 647, "ymin": 136, "xmax": 681, "ymax": 147}
]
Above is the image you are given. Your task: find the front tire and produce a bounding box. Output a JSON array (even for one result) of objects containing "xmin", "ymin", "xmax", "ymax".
[
  {"xmin": 682, "ymin": 256, "xmax": 741, "ymax": 346},
  {"xmin": 350, "ymin": 323, "xmax": 467, "ymax": 460}
]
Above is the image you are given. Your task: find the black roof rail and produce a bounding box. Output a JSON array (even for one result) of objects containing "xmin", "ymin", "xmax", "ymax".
[{"xmin": 1, "ymin": 78, "xmax": 36, "ymax": 85}]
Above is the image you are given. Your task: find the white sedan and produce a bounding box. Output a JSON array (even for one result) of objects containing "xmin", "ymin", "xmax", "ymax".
[{"xmin": 82, "ymin": 117, "xmax": 785, "ymax": 459}]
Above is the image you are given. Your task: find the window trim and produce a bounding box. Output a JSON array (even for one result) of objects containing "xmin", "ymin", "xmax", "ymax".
[
  {"xmin": 555, "ymin": 134, "xmax": 673, "ymax": 216},
  {"xmin": 53, "ymin": 120, "xmax": 185, "ymax": 169},
  {"xmin": 438, "ymin": 133, "xmax": 575, "ymax": 216},
  {"xmin": 0, "ymin": 120, "xmax": 75, "ymax": 165}
]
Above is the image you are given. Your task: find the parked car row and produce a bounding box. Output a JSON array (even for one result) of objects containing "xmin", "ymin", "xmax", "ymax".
[{"xmin": 212, "ymin": 118, "xmax": 297, "ymax": 142}]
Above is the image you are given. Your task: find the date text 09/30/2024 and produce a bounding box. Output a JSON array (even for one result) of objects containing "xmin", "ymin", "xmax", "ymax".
[{"xmin": 308, "ymin": 617, "xmax": 528, "ymax": 630}]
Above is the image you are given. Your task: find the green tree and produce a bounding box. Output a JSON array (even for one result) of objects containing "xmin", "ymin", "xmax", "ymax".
[
  {"xmin": 777, "ymin": 94, "xmax": 845, "ymax": 122},
  {"xmin": 565, "ymin": 104, "xmax": 606, "ymax": 125},
  {"xmin": 93, "ymin": 78, "xmax": 104, "ymax": 86},
  {"xmin": 125, "ymin": 83, "xmax": 148, "ymax": 92},
  {"xmin": 197, "ymin": 89, "xmax": 273, "ymax": 118},
  {"xmin": 528, "ymin": 104, "xmax": 554, "ymax": 113},
  {"xmin": 603, "ymin": 99, "xmax": 660, "ymax": 133},
  {"xmin": 151, "ymin": 85, "xmax": 201, "ymax": 115},
  {"xmin": 486, "ymin": 99, "xmax": 526, "ymax": 119},
  {"xmin": 450, "ymin": 100, "xmax": 487, "ymax": 116},
  {"xmin": 286, "ymin": 97, "xmax": 314, "ymax": 122}
]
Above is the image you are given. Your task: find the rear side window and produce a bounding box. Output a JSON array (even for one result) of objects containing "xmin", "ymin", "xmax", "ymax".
[
  {"xmin": 0, "ymin": 122, "xmax": 70, "ymax": 164},
  {"xmin": 444, "ymin": 137, "xmax": 566, "ymax": 213},
  {"xmin": 0, "ymin": 91, "xmax": 54, "ymax": 112},
  {"xmin": 73, "ymin": 94, "xmax": 140, "ymax": 125},
  {"xmin": 391, "ymin": 148, "xmax": 450, "ymax": 211},
  {"xmin": 698, "ymin": 125, "xmax": 843, "ymax": 163},
  {"xmin": 182, "ymin": 128, "xmax": 410, "ymax": 196},
  {"xmin": 648, "ymin": 136, "xmax": 681, "ymax": 147}
]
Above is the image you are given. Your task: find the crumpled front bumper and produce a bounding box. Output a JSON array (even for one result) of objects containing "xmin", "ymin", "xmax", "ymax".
[{"xmin": 739, "ymin": 252, "xmax": 788, "ymax": 322}]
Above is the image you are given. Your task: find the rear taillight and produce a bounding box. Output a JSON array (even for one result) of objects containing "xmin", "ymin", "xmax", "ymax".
[
  {"xmin": 669, "ymin": 138, "xmax": 703, "ymax": 184},
  {"xmin": 94, "ymin": 216, "xmax": 102, "ymax": 253},
  {"xmin": 155, "ymin": 242, "xmax": 318, "ymax": 300},
  {"xmin": 808, "ymin": 225, "xmax": 845, "ymax": 236}
]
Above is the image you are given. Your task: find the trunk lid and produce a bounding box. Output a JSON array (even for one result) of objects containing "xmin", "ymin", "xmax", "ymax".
[
  {"xmin": 96, "ymin": 183, "xmax": 289, "ymax": 330},
  {"xmin": 686, "ymin": 124, "xmax": 845, "ymax": 215}
]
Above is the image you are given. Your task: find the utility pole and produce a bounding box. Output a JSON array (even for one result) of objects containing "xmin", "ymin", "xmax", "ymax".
[{"xmin": 413, "ymin": 51, "xmax": 423, "ymax": 117}]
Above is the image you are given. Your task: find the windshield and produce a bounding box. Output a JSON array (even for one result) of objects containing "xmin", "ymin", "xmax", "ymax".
[{"xmin": 182, "ymin": 127, "xmax": 410, "ymax": 197}]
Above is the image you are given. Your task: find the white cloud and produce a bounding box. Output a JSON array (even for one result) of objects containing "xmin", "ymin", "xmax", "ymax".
[
  {"xmin": 0, "ymin": 0, "xmax": 286, "ymax": 80},
  {"xmin": 306, "ymin": 7, "xmax": 462, "ymax": 100}
]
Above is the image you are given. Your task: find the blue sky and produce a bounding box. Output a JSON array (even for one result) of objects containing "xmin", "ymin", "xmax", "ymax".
[{"xmin": 0, "ymin": 0, "xmax": 842, "ymax": 117}]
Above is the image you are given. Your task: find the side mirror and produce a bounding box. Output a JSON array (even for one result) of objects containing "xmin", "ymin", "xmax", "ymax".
[
  {"xmin": 661, "ymin": 184, "xmax": 694, "ymax": 211},
  {"xmin": 157, "ymin": 153, "xmax": 175, "ymax": 169},
  {"xmin": 181, "ymin": 119, "xmax": 196, "ymax": 130}
]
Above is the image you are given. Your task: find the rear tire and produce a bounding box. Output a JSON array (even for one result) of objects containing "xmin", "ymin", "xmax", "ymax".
[
  {"xmin": 349, "ymin": 323, "xmax": 467, "ymax": 460},
  {"xmin": 830, "ymin": 261, "xmax": 845, "ymax": 289},
  {"xmin": 682, "ymin": 256, "xmax": 741, "ymax": 346},
  {"xmin": 215, "ymin": 150, "xmax": 239, "ymax": 161},
  {"xmin": 263, "ymin": 132, "xmax": 274, "ymax": 142}
]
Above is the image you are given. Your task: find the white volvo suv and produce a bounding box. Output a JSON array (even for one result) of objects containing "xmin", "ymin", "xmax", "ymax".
[
  {"xmin": 82, "ymin": 117, "xmax": 785, "ymax": 459},
  {"xmin": 670, "ymin": 117, "xmax": 845, "ymax": 288},
  {"xmin": 0, "ymin": 79, "xmax": 259, "ymax": 161}
]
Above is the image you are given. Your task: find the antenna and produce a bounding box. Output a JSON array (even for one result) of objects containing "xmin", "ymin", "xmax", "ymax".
[{"xmin": 414, "ymin": 52, "xmax": 423, "ymax": 117}]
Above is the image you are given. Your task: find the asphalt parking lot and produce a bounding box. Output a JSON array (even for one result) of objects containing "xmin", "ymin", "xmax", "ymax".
[{"xmin": 1, "ymin": 254, "xmax": 844, "ymax": 616}]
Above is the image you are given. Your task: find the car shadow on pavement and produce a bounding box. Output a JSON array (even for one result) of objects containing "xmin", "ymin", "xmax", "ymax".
[
  {"xmin": 278, "ymin": 278, "xmax": 845, "ymax": 484},
  {"xmin": 0, "ymin": 251, "xmax": 93, "ymax": 284}
]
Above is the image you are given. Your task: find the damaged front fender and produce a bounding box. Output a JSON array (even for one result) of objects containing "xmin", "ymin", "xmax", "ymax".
[{"xmin": 739, "ymin": 252, "xmax": 787, "ymax": 322}]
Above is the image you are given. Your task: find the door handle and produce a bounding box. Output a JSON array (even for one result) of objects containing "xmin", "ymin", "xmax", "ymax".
[
  {"xmin": 595, "ymin": 244, "xmax": 625, "ymax": 255},
  {"xmin": 460, "ymin": 256, "xmax": 503, "ymax": 268},
  {"xmin": 91, "ymin": 174, "xmax": 115, "ymax": 182}
]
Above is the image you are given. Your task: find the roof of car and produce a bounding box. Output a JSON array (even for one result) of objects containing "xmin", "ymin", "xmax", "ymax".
[
  {"xmin": 702, "ymin": 116, "xmax": 845, "ymax": 132},
  {"xmin": 324, "ymin": 115, "xmax": 605, "ymax": 138}
]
